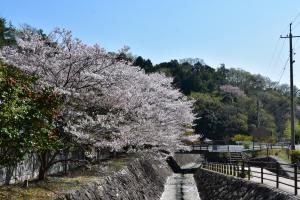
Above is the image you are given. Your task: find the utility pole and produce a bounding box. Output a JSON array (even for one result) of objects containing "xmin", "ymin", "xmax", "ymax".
[
  {"xmin": 280, "ymin": 23, "xmax": 300, "ymax": 150},
  {"xmin": 253, "ymin": 97, "xmax": 260, "ymax": 151},
  {"xmin": 256, "ymin": 98, "xmax": 260, "ymax": 129}
]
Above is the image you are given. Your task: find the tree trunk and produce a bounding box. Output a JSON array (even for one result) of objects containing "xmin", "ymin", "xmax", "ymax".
[
  {"xmin": 38, "ymin": 152, "xmax": 48, "ymax": 180},
  {"xmin": 38, "ymin": 166, "xmax": 47, "ymax": 180},
  {"xmin": 4, "ymin": 166, "xmax": 14, "ymax": 185}
]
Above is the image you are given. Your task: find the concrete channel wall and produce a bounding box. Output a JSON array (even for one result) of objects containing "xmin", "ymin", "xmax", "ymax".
[
  {"xmin": 56, "ymin": 154, "xmax": 172, "ymax": 200},
  {"xmin": 194, "ymin": 168, "xmax": 300, "ymax": 200}
]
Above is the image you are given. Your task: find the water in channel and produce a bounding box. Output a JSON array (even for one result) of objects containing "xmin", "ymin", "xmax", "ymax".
[{"xmin": 160, "ymin": 173, "xmax": 201, "ymax": 200}]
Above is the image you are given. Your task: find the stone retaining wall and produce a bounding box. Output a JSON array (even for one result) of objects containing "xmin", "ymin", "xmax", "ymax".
[
  {"xmin": 0, "ymin": 148, "xmax": 111, "ymax": 186},
  {"xmin": 0, "ymin": 153, "xmax": 77, "ymax": 186},
  {"xmin": 194, "ymin": 168, "xmax": 300, "ymax": 200},
  {"xmin": 56, "ymin": 154, "xmax": 172, "ymax": 200}
]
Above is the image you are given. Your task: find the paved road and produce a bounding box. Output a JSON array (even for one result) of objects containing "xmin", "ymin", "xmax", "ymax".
[
  {"xmin": 246, "ymin": 166, "xmax": 299, "ymax": 195},
  {"xmin": 160, "ymin": 173, "xmax": 201, "ymax": 200}
]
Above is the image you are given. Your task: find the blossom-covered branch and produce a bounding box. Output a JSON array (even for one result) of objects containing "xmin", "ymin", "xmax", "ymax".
[{"xmin": 0, "ymin": 27, "xmax": 195, "ymax": 152}]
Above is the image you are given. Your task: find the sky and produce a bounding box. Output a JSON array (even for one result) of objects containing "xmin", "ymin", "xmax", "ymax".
[{"xmin": 2, "ymin": 0, "xmax": 300, "ymax": 87}]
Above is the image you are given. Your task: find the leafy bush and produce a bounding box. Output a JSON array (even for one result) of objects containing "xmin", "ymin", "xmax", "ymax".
[
  {"xmin": 232, "ymin": 134, "xmax": 253, "ymax": 142},
  {"xmin": 291, "ymin": 150, "xmax": 300, "ymax": 164},
  {"xmin": 243, "ymin": 142, "xmax": 250, "ymax": 149}
]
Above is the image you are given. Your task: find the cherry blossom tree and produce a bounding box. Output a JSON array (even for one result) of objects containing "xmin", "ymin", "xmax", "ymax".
[
  {"xmin": 0, "ymin": 27, "xmax": 195, "ymax": 154},
  {"xmin": 220, "ymin": 84, "xmax": 245, "ymax": 97}
]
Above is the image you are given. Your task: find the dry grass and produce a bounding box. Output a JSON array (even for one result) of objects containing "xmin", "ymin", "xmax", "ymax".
[{"xmin": 0, "ymin": 174, "xmax": 99, "ymax": 200}]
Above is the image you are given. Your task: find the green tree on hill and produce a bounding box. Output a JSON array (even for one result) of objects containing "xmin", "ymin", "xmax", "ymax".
[{"xmin": 0, "ymin": 18, "xmax": 15, "ymax": 47}]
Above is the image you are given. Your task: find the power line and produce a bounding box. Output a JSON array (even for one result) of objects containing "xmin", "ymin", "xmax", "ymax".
[
  {"xmin": 271, "ymin": 39, "xmax": 287, "ymax": 73},
  {"xmin": 291, "ymin": 11, "xmax": 300, "ymax": 30},
  {"xmin": 276, "ymin": 57, "xmax": 289, "ymax": 85},
  {"xmin": 266, "ymin": 37, "xmax": 281, "ymax": 75},
  {"xmin": 293, "ymin": 37, "xmax": 300, "ymax": 50},
  {"xmin": 291, "ymin": 11, "xmax": 300, "ymax": 25},
  {"xmin": 292, "ymin": 20, "xmax": 300, "ymax": 30},
  {"xmin": 265, "ymin": 19, "xmax": 294, "ymax": 83}
]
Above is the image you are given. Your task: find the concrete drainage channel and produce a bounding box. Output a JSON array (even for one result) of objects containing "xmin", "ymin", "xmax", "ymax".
[
  {"xmin": 160, "ymin": 173, "xmax": 201, "ymax": 200},
  {"xmin": 160, "ymin": 154, "xmax": 300, "ymax": 200},
  {"xmin": 160, "ymin": 154, "xmax": 203, "ymax": 200}
]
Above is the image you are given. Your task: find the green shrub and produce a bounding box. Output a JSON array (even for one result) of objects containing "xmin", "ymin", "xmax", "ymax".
[
  {"xmin": 243, "ymin": 142, "xmax": 250, "ymax": 149},
  {"xmin": 232, "ymin": 134, "xmax": 253, "ymax": 142},
  {"xmin": 291, "ymin": 150, "xmax": 300, "ymax": 164}
]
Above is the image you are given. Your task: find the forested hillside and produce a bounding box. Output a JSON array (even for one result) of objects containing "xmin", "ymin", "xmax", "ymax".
[
  {"xmin": 133, "ymin": 56, "xmax": 300, "ymax": 142},
  {"xmin": 1, "ymin": 16, "xmax": 300, "ymax": 145}
]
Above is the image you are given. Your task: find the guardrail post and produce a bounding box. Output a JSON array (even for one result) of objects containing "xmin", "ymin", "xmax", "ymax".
[
  {"xmin": 241, "ymin": 161, "xmax": 245, "ymax": 178},
  {"xmin": 276, "ymin": 162, "xmax": 279, "ymax": 188},
  {"xmin": 247, "ymin": 162, "xmax": 250, "ymax": 180},
  {"xmin": 228, "ymin": 164, "xmax": 230, "ymax": 175},
  {"xmin": 221, "ymin": 164, "xmax": 223, "ymax": 173},
  {"xmin": 234, "ymin": 163, "xmax": 236, "ymax": 176},
  {"xmin": 238, "ymin": 163, "xmax": 240, "ymax": 177},
  {"xmin": 261, "ymin": 166, "xmax": 263, "ymax": 183},
  {"xmin": 227, "ymin": 164, "xmax": 230, "ymax": 175},
  {"xmin": 294, "ymin": 163, "xmax": 298, "ymax": 195},
  {"xmin": 225, "ymin": 164, "xmax": 228, "ymax": 174}
]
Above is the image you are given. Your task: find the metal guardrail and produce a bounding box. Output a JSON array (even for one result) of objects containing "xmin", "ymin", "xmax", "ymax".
[{"xmin": 202, "ymin": 161, "xmax": 300, "ymax": 195}]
